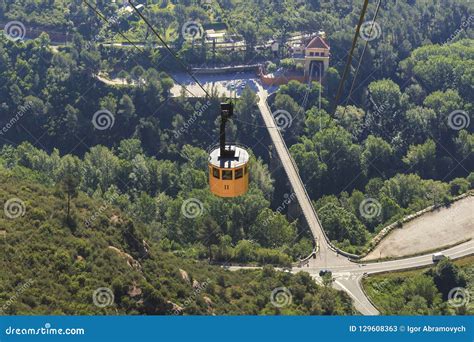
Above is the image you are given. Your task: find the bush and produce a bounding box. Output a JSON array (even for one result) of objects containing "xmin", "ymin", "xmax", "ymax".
[
  {"xmin": 449, "ymin": 178, "xmax": 470, "ymax": 196},
  {"xmin": 467, "ymin": 172, "xmax": 474, "ymax": 189},
  {"xmin": 267, "ymin": 62, "xmax": 277, "ymax": 73},
  {"xmin": 280, "ymin": 58, "xmax": 296, "ymax": 70}
]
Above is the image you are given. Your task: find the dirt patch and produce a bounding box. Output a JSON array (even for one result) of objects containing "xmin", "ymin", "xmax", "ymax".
[{"xmin": 364, "ymin": 196, "xmax": 474, "ymax": 260}]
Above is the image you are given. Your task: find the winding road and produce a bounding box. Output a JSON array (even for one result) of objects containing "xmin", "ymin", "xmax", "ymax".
[
  {"xmin": 256, "ymin": 84, "xmax": 337, "ymax": 265},
  {"xmin": 255, "ymin": 85, "xmax": 474, "ymax": 315},
  {"xmin": 96, "ymin": 65, "xmax": 473, "ymax": 315},
  {"xmin": 10, "ymin": 20, "xmax": 472, "ymax": 317}
]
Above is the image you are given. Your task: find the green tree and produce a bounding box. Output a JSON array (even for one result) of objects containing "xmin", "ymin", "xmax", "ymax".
[
  {"xmin": 117, "ymin": 94, "xmax": 136, "ymax": 126},
  {"xmin": 402, "ymin": 139, "xmax": 436, "ymax": 178},
  {"xmin": 318, "ymin": 203, "xmax": 367, "ymax": 245},
  {"xmin": 250, "ymin": 209, "xmax": 296, "ymax": 248},
  {"xmin": 58, "ymin": 155, "xmax": 81, "ymax": 224},
  {"xmin": 361, "ymin": 135, "xmax": 395, "ymax": 179},
  {"xmin": 432, "ymin": 259, "xmax": 467, "ymax": 300},
  {"xmin": 366, "ymin": 79, "xmax": 403, "ymax": 137},
  {"xmin": 198, "ymin": 216, "xmax": 222, "ymax": 262}
]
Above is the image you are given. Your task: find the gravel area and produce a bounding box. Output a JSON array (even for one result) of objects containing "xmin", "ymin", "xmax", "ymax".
[{"xmin": 364, "ymin": 196, "xmax": 474, "ymax": 260}]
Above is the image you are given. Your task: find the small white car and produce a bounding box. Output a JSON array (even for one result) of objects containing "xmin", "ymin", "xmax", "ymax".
[{"xmin": 432, "ymin": 252, "xmax": 445, "ymax": 262}]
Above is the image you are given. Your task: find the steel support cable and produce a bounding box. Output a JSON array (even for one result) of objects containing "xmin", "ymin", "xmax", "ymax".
[
  {"xmin": 332, "ymin": 0, "xmax": 370, "ymax": 115},
  {"xmin": 341, "ymin": 0, "xmax": 383, "ymax": 117},
  {"xmin": 128, "ymin": 0, "xmax": 212, "ymax": 98},
  {"xmin": 82, "ymin": 0, "xmax": 198, "ymax": 98},
  {"xmin": 127, "ymin": 0, "xmax": 269, "ymax": 128}
]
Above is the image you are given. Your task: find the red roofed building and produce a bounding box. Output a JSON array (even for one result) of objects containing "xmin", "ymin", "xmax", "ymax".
[
  {"xmin": 288, "ymin": 32, "xmax": 330, "ymax": 81},
  {"xmin": 260, "ymin": 33, "xmax": 331, "ymax": 86}
]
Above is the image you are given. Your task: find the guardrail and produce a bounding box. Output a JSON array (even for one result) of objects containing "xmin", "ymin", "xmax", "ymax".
[{"xmin": 261, "ymin": 98, "xmax": 360, "ymax": 260}]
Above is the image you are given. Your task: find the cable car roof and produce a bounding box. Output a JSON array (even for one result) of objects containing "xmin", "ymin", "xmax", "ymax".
[{"xmin": 209, "ymin": 145, "xmax": 249, "ymax": 169}]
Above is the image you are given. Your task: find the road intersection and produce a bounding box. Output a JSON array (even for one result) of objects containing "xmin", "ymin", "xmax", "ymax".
[
  {"xmin": 256, "ymin": 84, "xmax": 473, "ymax": 315},
  {"xmin": 97, "ymin": 70, "xmax": 473, "ymax": 315}
]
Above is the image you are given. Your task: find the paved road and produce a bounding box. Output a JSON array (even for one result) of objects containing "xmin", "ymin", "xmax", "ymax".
[
  {"xmin": 255, "ymin": 85, "xmax": 376, "ymax": 315},
  {"xmin": 230, "ymin": 240, "xmax": 474, "ymax": 315},
  {"xmin": 255, "ymin": 85, "xmax": 346, "ymax": 269},
  {"xmin": 302, "ymin": 240, "xmax": 474, "ymax": 315},
  {"xmin": 254, "ymin": 85, "xmax": 473, "ymax": 315}
]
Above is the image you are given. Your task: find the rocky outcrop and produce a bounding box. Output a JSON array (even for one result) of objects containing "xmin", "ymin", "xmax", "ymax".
[
  {"xmin": 168, "ymin": 301, "xmax": 184, "ymax": 314},
  {"xmin": 179, "ymin": 269, "xmax": 190, "ymax": 284},
  {"xmin": 108, "ymin": 246, "xmax": 141, "ymax": 269},
  {"xmin": 128, "ymin": 282, "xmax": 142, "ymax": 298}
]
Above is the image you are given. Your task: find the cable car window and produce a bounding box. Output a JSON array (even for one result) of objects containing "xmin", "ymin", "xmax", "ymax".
[
  {"xmin": 235, "ymin": 168, "xmax": 243, "ymax": 179},
  {"xmin": 222, "ymin": 170, "xmax": 233, "ymax": 180},
  {"xmin": 213, "ymin": 167, "xmax": 220, "ymax": 179}
]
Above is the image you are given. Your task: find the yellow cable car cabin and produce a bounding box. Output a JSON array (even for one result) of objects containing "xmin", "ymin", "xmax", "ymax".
[
  {"xmin": 208, "ymin": 103, "xmax": 249, "ymax": 198},
  {"xmin": 209, "ymin": 145, "xmax": 249, "ymax": 197}
]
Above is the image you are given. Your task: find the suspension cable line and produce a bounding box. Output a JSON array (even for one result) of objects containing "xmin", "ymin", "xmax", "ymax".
[
  {"xmin": 82, "ymin": 0, "xmax": 199, "ymax": 98},
  {"xmin": 341, "ymin": 0, "xmax": 383, "ymax": 117},
  {"xmin": 128, "ymin": 0, "xmax": 212, "ymax": 98},
  {"xmin": 332, "ymin": 0, "xmax": 370, "ymax": 115}
]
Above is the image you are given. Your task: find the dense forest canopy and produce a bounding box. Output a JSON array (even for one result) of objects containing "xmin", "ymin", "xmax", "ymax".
[{"xmin": 0, "ymin": 0, "xmax": 472, "ymax": 316}]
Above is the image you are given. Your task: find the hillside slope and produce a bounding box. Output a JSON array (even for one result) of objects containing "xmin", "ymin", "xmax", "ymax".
[{"xmin": 0, "ymin": 165, "xmax": 354, "ymax": 315}]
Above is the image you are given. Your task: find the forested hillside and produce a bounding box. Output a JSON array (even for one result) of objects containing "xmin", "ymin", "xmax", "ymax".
[
  {"xmin": 0, "ymin": 164, "xmax": 353, "ymax": 315},
  {"xmin": 363, "ymin": 257, "xmax": 474, "ymax": 315},
  {"xmin": 0, "ymin": 0, "xmax": 472, "ymax": 316},
  {"xmin": 273, "ymin": 40, "xmax": 473, "ymax": 253},
  {"xmin": 0, "ymin": 140, "xmax": 315, "ymax": 266}
]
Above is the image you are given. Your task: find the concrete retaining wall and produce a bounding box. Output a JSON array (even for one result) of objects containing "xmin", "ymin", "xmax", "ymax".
[{"xmin": 191, "ymin": 64, "xmax": 260, "ymax": 74}]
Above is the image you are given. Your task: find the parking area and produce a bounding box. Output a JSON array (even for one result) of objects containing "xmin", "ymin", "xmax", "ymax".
[{"xmin": 170, "ymin": 72, "xmax": 277, "ymax": 98}]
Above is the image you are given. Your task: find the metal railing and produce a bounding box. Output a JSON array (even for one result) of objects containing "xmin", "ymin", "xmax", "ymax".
[{"xmin": 261, "ymin": 99, "xmax": 360, "ymax": 260}]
